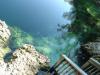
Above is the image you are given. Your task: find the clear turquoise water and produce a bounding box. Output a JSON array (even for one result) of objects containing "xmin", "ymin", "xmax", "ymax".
[
  {"xmin": 0, "ymin": 0, "xmax": 78, "ymax": 66},
  {"xmin": 0, "ymin": 0, "xmax": 71, "ymax": 37}
]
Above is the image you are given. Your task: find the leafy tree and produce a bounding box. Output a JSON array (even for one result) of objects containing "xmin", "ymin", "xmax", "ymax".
[
  {"xmin": 64, "ymin": 0, "xmax": 100, "ymax": 43},
  {"xmin": 61, "ymin": 0, "xmax": 100, "ymax": 65}
]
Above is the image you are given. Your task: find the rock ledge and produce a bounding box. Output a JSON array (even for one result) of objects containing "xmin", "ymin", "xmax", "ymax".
[{"xmin": 0, "ymin": 20, "xmax": 49, "ymax": 75}]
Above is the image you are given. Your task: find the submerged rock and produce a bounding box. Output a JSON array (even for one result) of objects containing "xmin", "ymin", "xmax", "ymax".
[{"xmin": 0, "ymin": 20, "xmax": 49, "ymax": 75}]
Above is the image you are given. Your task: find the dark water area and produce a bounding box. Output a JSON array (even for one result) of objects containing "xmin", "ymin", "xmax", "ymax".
[{"xmin": 0, "ymin": 0, "xmax": 78, "ymax": 66}]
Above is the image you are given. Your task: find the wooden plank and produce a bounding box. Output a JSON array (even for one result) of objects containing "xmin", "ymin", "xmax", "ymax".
[
  {"xmin": 91, "ymin": 70, "xmax": 100, "ymax": 75},
  {"xmin": 54, "ymin": 57, "xmax": 65, "ymax": 68},
  {"xmin": 81, "ymin": 62, "xmax": 90, "ymax": 69},
  {"xmin": 60, "ymin": 65, "xmax": 72, "ymax": 75},
  {"xmin": 67, "ymin": 68, "xmax": 76, "ymax": 75},
  {"xmin": 89, "ymin": 58, "xmax": 100, "ymax": 70},
  {"xmin": 56, "ymin": 61, "xmax": 66, "ymax": 71},
  {"xmin": 90, "ymin": 69, "xmax": 98, "ymax": 75},
  {"xmin": 58, "ymin": 63, "xmax": 70, "ymax": 74},
  {"xmin": 88, "ymin": 67, "xmax": 97, "ymax": 73},
  {"xmin": 70, "ymin": 70, "xmax": 77, "ymax": 75},
  {"xmin": 84, "ymin": 65, "xmax": 94, "ymax": 72},
  {"xmin": 60, "ymin": 64, "xmax": 71, "ymax": 75}
]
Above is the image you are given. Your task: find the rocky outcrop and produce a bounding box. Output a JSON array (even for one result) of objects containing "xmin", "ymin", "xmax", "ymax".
[
  {"xmin": 0, "ymin": 20, "xmax": 49, "ymax": 75},
  {"xmin": 0, "ymin": 20, "xmax": 11, "ymax": 60},
  {"xmin": 4, "ymin": 44, "xmax": 49, "ymax": 75},
  {"xmin": 84, "ymin": 41, "xmax": 100, "ymax": 55},
  {"xmin": 0, "ymin": 20, "xmax": 11, "ymax": 47}
]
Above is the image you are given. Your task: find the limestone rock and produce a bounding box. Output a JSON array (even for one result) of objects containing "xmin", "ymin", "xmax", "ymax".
[
  {"xmin": 0, "ymin": 20, "xmax": 49, "ymax": 75},
  {"xmin": 0, "ymin": 20, "xmax": 11, "ymax": 60},
  {"xmin": 5, "ymin": 44, "xmax": 49, "ymax": 75},
  {"xmin": 0, "ymin": 20, "xmax": 11, "ymax": 48}
]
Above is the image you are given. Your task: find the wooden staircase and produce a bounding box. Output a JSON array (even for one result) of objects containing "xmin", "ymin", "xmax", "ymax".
[
  {"xmin": 82, "ymin": 55, "xmax": 100, "ymax": 75},
  {"xmin": 50, "ymin": 55, "xmax": 87, "ymax": 75}
]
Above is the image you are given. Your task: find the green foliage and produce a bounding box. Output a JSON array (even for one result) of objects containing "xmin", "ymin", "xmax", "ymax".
[
  {"xmin": 63, "ymin": 0, "xmax": 100, "ymax": 43},
  {"xmin": 9, "ymin": 26, "xmax": 34, "ymax": 49}
]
